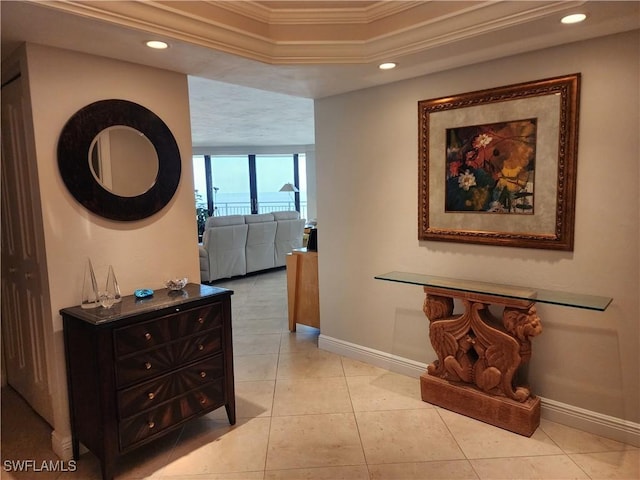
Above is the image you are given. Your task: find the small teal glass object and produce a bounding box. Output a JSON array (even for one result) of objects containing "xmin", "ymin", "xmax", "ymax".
[{"xmin": 134, "ymin": 289, "xmax": 154, "ymax": 299}]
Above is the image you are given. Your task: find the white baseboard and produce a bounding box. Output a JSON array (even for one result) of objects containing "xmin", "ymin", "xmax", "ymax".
[
  {"xmin": 319, "ymin": 334, "xmax": 427, "ymax": 378},
  {"xmin": 541, "ymin": 397, "xmax": 640, "ymax": 447},
  {"xmin": 51, "ymin": 430, "xmax": 73, "ymax": 461},
  {"xmin": 318, "ymin": 334, "xmax": 640, "ymax": 447}
]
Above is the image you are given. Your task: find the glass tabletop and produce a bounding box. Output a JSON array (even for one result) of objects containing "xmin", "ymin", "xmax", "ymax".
[{"xmin": 375, "ymin": 271, "xmax": 612, "ymax": 311}]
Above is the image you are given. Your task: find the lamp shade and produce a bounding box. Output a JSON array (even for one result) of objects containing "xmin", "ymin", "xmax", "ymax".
[{"xmin": 279, "ymin": 182, "xmax": 299, "ymax": 193}]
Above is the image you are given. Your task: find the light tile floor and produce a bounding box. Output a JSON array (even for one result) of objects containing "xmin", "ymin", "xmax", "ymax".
[{"xmin": 1, "ymin": 270, "xmax": 638, "ymax": 480}]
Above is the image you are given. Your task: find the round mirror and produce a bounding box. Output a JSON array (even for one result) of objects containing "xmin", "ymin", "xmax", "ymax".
[
  {"xmin": 58, "ymin": 99, "xmax": 181, "ymax": 221},
  {"xmin": 89, "ymin": 126, "xmax": 159, "ymax": 197}
]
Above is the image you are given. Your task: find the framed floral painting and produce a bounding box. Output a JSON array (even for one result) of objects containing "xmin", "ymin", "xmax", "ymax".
[{"xmin": 418, "ymin": 73, "xmax": 580, "ymax": 250}]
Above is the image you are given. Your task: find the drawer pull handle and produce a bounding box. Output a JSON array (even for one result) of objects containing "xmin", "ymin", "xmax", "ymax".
[
  {"xmin": 144, "ymin": 333, "xmax": 152, "ymax": 340},
  {"xmin": 144, "ymin": 362, "xmax": 152, "ymax": 370},
  {"xmin": 198, "ymin": 344, "xmax": 204, "ymax": 351},
  {"xmin": 147, "ymin": 392, "xmax": 155, "ymax": 400},
  {"xmin": 147, "ymin": 421, "xmax": 155, "ymax": 429},
  {"xmin": 200, "ymin": 371, "xmax": 206, "ymax": 378},
  {"xmin": 198, "ymin": 317, "xmax": 204, "ymax": 324},
  {"xmin": 199, "ymin": 398, "xmax": 206, "ymax": 405}
]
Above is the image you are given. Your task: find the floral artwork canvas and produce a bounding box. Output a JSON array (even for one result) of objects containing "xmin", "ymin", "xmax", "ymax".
[{"xmin": 445, "ymin": 119, "xmax": 537, "ymax": 214}]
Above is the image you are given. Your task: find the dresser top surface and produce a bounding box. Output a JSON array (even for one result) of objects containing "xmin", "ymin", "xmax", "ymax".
[{"xmin": 60, "ymin": 283, "xmax": 233, "ymax": 325}]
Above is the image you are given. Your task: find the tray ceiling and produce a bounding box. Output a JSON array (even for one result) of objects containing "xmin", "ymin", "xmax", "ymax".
[{"xmin": 2, "ymin": 1, "xmax": 638, "ymax": 147}]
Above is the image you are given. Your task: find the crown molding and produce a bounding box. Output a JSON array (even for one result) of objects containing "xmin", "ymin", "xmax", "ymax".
[
  {"xmin": 39, "ymin": 0, "xmax": 277, "ymax": 62},
  {"xmin": 219, "ymin": 1, "xmax": 423, "ymax": 25},
  {"xmin": 360, "ymin": 1, "xmax": 587, "ymax": 60},
  {"xmin": 37, "ymin": 0, "xmax": 588, "ymax": 64}
]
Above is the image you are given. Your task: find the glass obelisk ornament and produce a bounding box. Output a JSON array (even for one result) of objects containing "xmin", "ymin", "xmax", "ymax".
[
  {"xmin": 107, "ymin": 265, "xmax": 122, "ymax": 303},
  {"xmin": 81, "ymin": 258, "xmax": 100, "ymax": 309},
  {"xmin": 99, "ymin": 265, "xmax": 122, "ymax": 308}
]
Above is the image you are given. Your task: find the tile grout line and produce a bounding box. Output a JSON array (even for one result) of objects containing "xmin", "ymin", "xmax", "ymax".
[{"xmin": 341, "ymin": 356, "xmax": 376, "ymax": 478}]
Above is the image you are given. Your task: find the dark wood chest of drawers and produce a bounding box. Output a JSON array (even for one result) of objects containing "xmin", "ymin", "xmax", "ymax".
[{"xmin": 61, "ymin": 283, "xmax": 234, "ymax": 480}]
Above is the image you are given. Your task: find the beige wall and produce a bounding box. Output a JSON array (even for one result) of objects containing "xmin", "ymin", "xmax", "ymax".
[
  {"xmin": 23, "ymin": 44, "xmax": 199, "ymax": 452},
  {"xmin": 315, "ymin": 30, "xmax": 639, "ymax": 426}
]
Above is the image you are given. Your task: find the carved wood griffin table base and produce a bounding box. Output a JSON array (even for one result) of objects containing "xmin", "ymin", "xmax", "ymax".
[{"xmin": 421, "ymin": 286, "xmax": 543, "ymax": 436}]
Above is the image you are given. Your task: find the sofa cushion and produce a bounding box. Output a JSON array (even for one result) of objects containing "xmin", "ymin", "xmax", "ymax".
[
  {"xmin": 198, "ymin": 245, "xmax": 210, "ymax": 282},
  {"xmin": 245, "ymin": 221, "xmax": 277, "ymax": 273},
  {"xmin": 274, "ymin": 217, "xmax": 305, "ymax": 266},
  {"xmin": 244, "ymin": 213, "xmax": 275, "ymax": 223},
  {"xmin": 272, "ymin": 211, "xmax": 300, "ymax": 221},
  {"xmin": 205, "ymin": 215, "xmax": 246, "ymax": 228},
  {"xmin": 202, "ymin": 224, "xmax": 248, "ymax": 280}
]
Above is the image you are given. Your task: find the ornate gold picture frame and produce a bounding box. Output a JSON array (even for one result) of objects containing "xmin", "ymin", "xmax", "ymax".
[{"xmin": 418, "ymin": 73, "xmax": 580, "ymax": 250}]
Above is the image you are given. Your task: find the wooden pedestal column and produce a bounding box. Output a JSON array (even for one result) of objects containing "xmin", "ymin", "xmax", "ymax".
[
  {"xmin": 421, "ymin": 286, "xmax": 543, "ymax": 436},
  {"xmin": 286, "ymin": 248, "xmax": 319, "ymax": 332}
]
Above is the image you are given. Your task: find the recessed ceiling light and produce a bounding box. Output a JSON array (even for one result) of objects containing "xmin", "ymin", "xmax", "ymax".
[
  {"xmin": 146, "ymin": 40, "xmax": 169, "ymax": 49},
  {"xmin": 561, "ymin": 13, "xmax": 587, "ymax": 24},
  {"xmin": 379, "ymin": 62, "xmax": 397, "ymax": 70}
]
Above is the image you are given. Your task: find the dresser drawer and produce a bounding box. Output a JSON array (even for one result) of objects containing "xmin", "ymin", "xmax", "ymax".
[
  {"xmin": 113, "ymin": 304, "xmax": 222, "ymax": 357},
  {"xmin": 115, "ymin": 329, "xmax": 222, "ymax": 387},
  {"xmin": 117, "ymin": 354, "xmax": 225, "ymax": 419},
  {"xmin": 119, "ymin": 381, "xmax": 225, "ymax": 450}
]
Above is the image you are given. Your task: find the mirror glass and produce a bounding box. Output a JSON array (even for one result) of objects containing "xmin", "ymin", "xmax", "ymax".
[{"xmin": 89, "ymin": 126, "xmax": 159, "ymax": 197}]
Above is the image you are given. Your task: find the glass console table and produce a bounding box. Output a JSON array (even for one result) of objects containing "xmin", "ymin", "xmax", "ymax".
[
  {"xmin": 375, "ymin": 271, "xmax": 612, "ymax": 436},
  {"xmin": 375, "ymin": 271, "xmax": 612, "ymax": 311}
]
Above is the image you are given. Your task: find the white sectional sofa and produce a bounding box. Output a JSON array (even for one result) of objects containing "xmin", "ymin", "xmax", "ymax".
[{"xmin": 199, "ymin": 211, "xmax": 305, "ymax": 283}]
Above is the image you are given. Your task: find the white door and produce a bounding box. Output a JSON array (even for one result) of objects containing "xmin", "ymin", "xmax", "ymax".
[{"xmin": 1, "ymin": 75, "xmax": 54, "ymax": 425}]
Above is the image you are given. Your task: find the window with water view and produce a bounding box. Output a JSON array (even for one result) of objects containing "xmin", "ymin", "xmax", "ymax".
[{"xmin": 193, "ymin": 154, "xmax": 307, "ymax": 238}]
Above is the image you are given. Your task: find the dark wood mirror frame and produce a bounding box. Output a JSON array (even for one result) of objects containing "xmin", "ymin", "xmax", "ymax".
[{"xmin": 58, "ymin": 99, "xmax": 181, "ymax": 221}]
